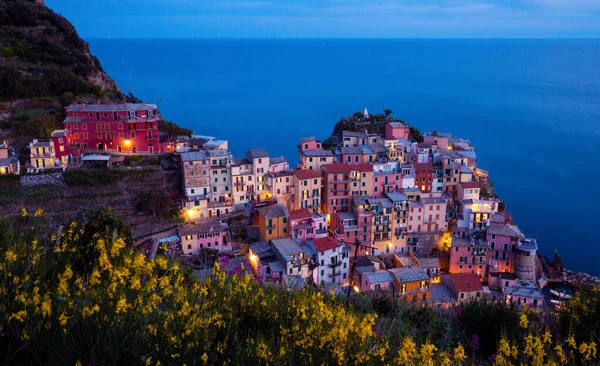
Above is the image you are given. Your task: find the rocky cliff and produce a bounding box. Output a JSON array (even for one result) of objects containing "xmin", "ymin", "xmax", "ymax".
[{"xmin": 0, "ymin": 0, "xmax": 121, "ymax": 101}]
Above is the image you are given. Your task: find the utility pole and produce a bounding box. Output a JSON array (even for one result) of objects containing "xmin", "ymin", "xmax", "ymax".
[{"xmin": 347, "ymin": 237, "xmax": 361, "ymax": 298}]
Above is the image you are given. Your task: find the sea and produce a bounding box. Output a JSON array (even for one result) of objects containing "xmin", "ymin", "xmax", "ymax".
[{"xmin": 88, "ymin": 39, "xmax": 600, "ymax": 275}]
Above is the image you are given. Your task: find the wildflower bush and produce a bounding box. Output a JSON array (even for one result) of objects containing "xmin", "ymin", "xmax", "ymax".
[{"xmin": 1, "ymin": 210, "xmax": 599, "ymax": 365}]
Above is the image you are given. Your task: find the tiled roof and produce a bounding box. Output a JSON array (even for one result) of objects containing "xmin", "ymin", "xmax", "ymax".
[
  {"xmin": 363, "ymin": 271, "xmax": 395, "ymax": 283},
  {"xmin": 386, "ymin": 192, "xmax": 408, "ymax": 202},
  {"xmin": 487, "ymin": 224, "xmax": 523, "ymax": 238},
  {"xmin": 179, "ymin": 221, "xmax": 228, "ymax": 236},
  {"xmin": 388, "ymin": 267, "xmax": 430, "ymax": 283},
  {"xmin": 270, "ymin": 157, "xmax": 287, "ymax": 165},
  {"xmin": 66, "ymin": 103, "xmax": 157, "ymax": 112},
  {"xmin": 258, "ymin": 204, "xmax": 289, "ymax": 219},
  {"xmin": 51, "ymin": 129, "xmax": 69, "ymax": 137},
  {"xmin": 302, "ymin": 150, "xmax": 335, "ymax": 157},
  {"xmin": 311, "ymin": 236, "xmax": 343, "ymax": 252},
  {"xmin": 271, "ymin": 238, "xmax": 303, "ymax": 260},
  {"xmin": 299, "ymin": 136, "xmax": 316, "ymax": 143},
  {"xmin": 388, "ymin": 122, "xmax": 406, "ymax": 128},
  {"xmin": 180, "ymin": 151, "xmax": 207, "ymax": 161},
  {"xmin": 247, "ymin": 148, "xmax": 269, "ymax": 159},
  {"xmin": 64, "ymin": 117, "xmax": 84, "ymax": 123},
  {"xmin": 460, "ymin": 181, "xmax": 481, "ymax": 189},
  {"xmin": 289, "ymin": 208, "xmax": 312, "ymax": 222},
  {"xmin": 293, "ymin": 169, "xmax": 320, "ymax": 180},
  {"xmin": 448, "ymin": 273, "xmax": 483, "ymax": 293}
]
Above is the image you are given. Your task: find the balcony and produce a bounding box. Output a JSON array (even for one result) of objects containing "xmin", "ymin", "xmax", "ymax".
[
  {"xmin": 30, "ymin": 152, "xmax": 54, "ymax": 158},
  {"xmin": 267, "ymin": 224, "xmax": 277, "ymax": 230},
  {"xmin": 207, "ymin": 200, "xmax": 233, "ymax": 208},
  {"xmin": 328, "ymin": 261, "xmax": 342, "ymax": 268},
  {"xmin": 234, "ymin": 181, "xmax": 244, "ymax": 186},
  {"xmin": 328, "ymin": 271, "xmax": 342, "ymax": 278}
]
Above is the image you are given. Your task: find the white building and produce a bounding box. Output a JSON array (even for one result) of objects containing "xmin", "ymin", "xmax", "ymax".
[{"xmin": 308, "ymin": 236, "xmax": 351, "ymax": 286}]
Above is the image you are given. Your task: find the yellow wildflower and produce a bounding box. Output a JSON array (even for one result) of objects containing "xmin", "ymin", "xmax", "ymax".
[
  {"xmin": 519, "ymin": 312, "xmax": 529, "ymax": 329},
  {"xmin": 41, "ymin": 295, "xmax": 52, "ymax": 318},
  {"xmin": 82, "ymin": 304, "xmax": 100, "ymax": 318},
  {"xmin": 543, "ymin": 329, "xmax": 552, "ymax": 344},
  {"xmin": 567, "ymin": 335, "xmax": 577, "ymax": 348},
  {"xmin": 116, "ymin": 297, "xmax": 127, "ymax": 313},
  {"xmin": 201, "ymin": 352, "xmax": 208, "ymax": 364},
  {"xmin": 21, "ymin": 207, "xmax": 27, "ymax": 217},
  {"xmin": 555, "ymin": 344, "xmax": 567, "ymax": 364},
  {"xmin": 59, "ymin": 312, "xmax": 69, "ymax": 327},
  {"xmin": 5, "ymin": 250, "xmax": 17, "ymax": 262},
  {"xmin": 453, "ymin": 343, "xmax": 466, "ymax": 362},
  {"xmin": 579, "ymin": 341, "xmax": 597, "ymax": 361},
  {"xmin": 34, "ymin": 208, "xmax": 43, "ymax": 216}
]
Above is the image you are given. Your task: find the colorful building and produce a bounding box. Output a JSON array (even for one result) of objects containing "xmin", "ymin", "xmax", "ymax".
[
  {"xmin": 322, "ymin": 163, "xmax": 373, "ymax": 214},
  {"xmin": 289, "ymin": 208, "xmax": 327, "ymax": 244},
  {"xmin": 29, "ymin": 139, "xmax": 55, "ymax": 169},
  {"xmin": 258, "ymin": 204, "xmax": 290, "ymax": 242},
  {"xmin": 179, "ymin": 221, "xmax": 232, "ymax": 254},
  {"xmin": 308, "ymin": 236, "xmax": 351, "ymax": 285},
  {"xmin": 292, "ymin": 169, "xmax": 322, "ymax": 212},
  {"xmin": 63, "ymin": 103, "xmax": 169, "ymax": 153}
]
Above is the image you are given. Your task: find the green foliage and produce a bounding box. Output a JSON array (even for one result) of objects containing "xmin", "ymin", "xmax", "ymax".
[
  {"xmin": 159, "ymin": 119, "xmax": 193, "ymax": 137},
  {"xmin": 12, "ymin": 114, "xmax": 61, "ymax": 138},
  {"xmin": 0, "ymin": 0, "xmax": 121, "ymax": 100},
  {"xmin": 410, "ymin": 126, "xmax": 424, "ymax": 143},
  {"xmin": 384, "ymin": 108, "xmax": 393, "ymax": 117},
  {"xmin": 135, "ymin": 190, "xmax": 179, "ymax": 220},
  {"xmin": 63, "ymin": 168, "xmax": 154, "ymax": 187}
]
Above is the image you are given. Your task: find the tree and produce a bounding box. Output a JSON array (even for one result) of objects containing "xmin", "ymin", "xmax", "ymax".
[
  {"xmin": 135, "ymin": 190, "xmax": 179, "ymax": 220},
  {"xmin": 383, "ymin": 108, "xmax": 393, "ymax": 117},
  {"xmin": 409, "ymin": 127, "xmax": 424, "ymax": 143}
]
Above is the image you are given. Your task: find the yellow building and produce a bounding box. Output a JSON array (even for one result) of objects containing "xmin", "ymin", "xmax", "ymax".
[
  {"xmin": 292, "ymin": 168, "xmax": 322, "ymax": 213},
  {"xmin": 258, "ymin": 204, "xmax": 290, "ymax": 243}
]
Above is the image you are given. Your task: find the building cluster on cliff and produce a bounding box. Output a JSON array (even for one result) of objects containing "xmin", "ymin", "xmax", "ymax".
[{"xmin": 6, "ymin": 104, "xmax": 544, "ymax": 308}]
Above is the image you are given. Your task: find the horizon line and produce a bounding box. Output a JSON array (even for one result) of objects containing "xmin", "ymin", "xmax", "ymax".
[{"xmin": 85, "ymin": 36, "xmax": 600, "ymax": 41}]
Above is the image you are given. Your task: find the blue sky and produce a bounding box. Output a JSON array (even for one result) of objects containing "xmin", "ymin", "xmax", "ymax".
[{"xmin": 46, "ymin": 0, "xmax": 600, "ymax": 38}]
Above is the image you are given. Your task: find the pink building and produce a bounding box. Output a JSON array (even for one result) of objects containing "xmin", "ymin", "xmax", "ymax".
[
  {"xmin": 298, "ymin": 136, "xmax": 322, "ymax": 151},
  {"xmin": 414, "ymin": 162, "xmax": 434, "ymax": 193},
  {"xmin": 332, "ymin": 212, "xmax": 359, "ymax": 244},
  {"xmin": 360, "ymin": 271, "xmax": 395, "ymax": 292},
  {"xmin": 486, "ymin": 223, "xmax": 524, "ymax": 274},
  {"xmin": 178, "ymin": 221, "xmax": 232, "ymax": 254},
  {"xmin": 385, "ymin": 122, "xmax": 410, "ymax": 140},
  {"xmin": 289, "ymin": 208, "xmax": 327, "ymax": 244},
  {"xmin": 448, "ymin": 231, "xmax": 488, "ymax": 279},
  {"xmin": 423, "ymin": 134, "xmax": 450, "ymax": 150},
  {"xmin": 63, "ymin": 103, "xmax": 171, "ymax": 154},
  {"xmin": 51, "ymin": 129, "xmax": 81, "ymax": 167},
  {"xmin": 372, "ymin": 170, "xmax": 402, "ymax": 197}
]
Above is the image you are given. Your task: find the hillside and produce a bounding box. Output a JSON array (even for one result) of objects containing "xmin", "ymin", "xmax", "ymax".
[
  {"xmin": 1, "ymin": 211, "xmax": 599, "ymax": 365},
  {"xmin": 325, "ymin": 109, "xmax": 424, "ymax": 147},
  {"xmin": 0, "ymin": 0, "xmax": 121, "ymax": 101}
]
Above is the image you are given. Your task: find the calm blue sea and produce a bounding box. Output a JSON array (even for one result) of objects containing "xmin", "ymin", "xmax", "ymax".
[{"xmin": 89, "ymin": 39, "xmax": 600, "ymax": 274}]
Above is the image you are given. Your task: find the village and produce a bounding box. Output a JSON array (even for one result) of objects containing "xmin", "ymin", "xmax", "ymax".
[{"xmin": 1, "ymin": 103, "xmax": 558, "ymax": 309}]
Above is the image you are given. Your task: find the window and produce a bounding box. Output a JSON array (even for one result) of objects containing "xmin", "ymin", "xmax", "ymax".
[
  {"xmin": 83, "ymin": 133, "xmax": 88, "ymax": 139},
  {"xmin": 74, "ymin": 133, "xmax": 79, "ymax": 139},
  {"xmin": 321, "ymin": 269, "xmax": 324, "ymax": 276},
  {"xmin": 59, "ymin": 146, "xmax": 64, "ymax": 152},
  {"xmin": 131, "ymin": 132, "xmax": 135, "ymax": 138}
]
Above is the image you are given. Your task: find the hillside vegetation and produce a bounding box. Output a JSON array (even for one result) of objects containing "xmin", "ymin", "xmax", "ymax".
[
  {"xmin": 0, "ymin": 210, "xmax": 599, "ymax": 365},
  {"xmin": 0, "ymin": 0, "xmax": 120, "ymax": 100}
]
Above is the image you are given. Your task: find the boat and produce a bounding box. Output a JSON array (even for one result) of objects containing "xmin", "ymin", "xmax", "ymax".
[{"xmin": 550, "ymin": 289, "xmax": 571, "ymax": 299}]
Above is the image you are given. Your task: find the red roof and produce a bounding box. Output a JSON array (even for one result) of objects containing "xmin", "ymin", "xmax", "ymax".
[
  {"xmin": 449, "ymin": 273, "xmax": 483, "ymax": 293},
  {"xmin": 312, "ymin": 236, "xmax": 343, "ymax": 252},
  {"xmin": 322, "ymin": 163, "xmax": 372, "ymax": 173},
  {"xmin": 289, "ymin": 208, "xmax": 312, "ymax": 222},
  {"xmin": 293, "ymin": 168, "xmax": 320, "ymax": 180},
  {"xmin": 413, "ymin": 162, "xmax": 433, "ymax": 171},
  {"xmin": 460, "ymin": 181, "xmax": 481, "ymax": 189}
]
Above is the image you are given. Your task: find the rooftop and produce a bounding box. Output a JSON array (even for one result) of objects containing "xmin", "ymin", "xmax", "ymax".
[
  {"xmin": 293, "ymin": 168, "xmax": 321, "ymax": 180},
  {"xmin": 180, "ymin": 151, "xmax": 208, "ymax": 162},
  {"xmin": 66, "ymin": 103, "xmax": 157, "ymax": 112},
  {"xmin": 271, "ymin": 238, "xmax": 303, "ymax": 261},
  {"xmin": 487, "ymin": 224, "xmax": 523, "ymax": 238},
  {"xmin": 179, "ymin": 221, "xmax": 228, "ymax": 236},
  {"xmin": 363, "ymin": 271, "xmax": 395, "ymax": 284},
  {"xmin": 270, "ymin": 157, "xmax": 287, "ymax": 165},
  {"xmin": 249, "ymin": 241, "xmax": 272, "ymax": 256},
  {"xmin": 311, "ymin": 236, "xmax": 343, "ymax": 253},
  {"xmin": 460, "ymin": 181, "xmax": 481, "ymax": 189},
  {"xmin": 289, "ymin": 208, "xmax": 312, "ymax": 222},
  {"xmin": 388, "ymin": 267, "xmax": 430, "ymax": 283},
  {"xmin": 247, "ymin": 148, "xmax": 269, "ymax": 159},
  {"xmin": 258, "ymin": 204, "xmax": 289, "ymax": 219},
  {"xmin": 448, "ymin": 273, "xmax": 483, "ymax": 293},
  {"xmin": 299, "ymin": 136, "xmax": 316, "ymax": 143},
  {"xmin": 386, "ymin": 192, "xmax": 409, "ymax": 202},
  {"xmin": 302, "ymin": 150, "xmax": 335, "ymax": 157},
  {"xmin": 51, "ymin": 129, "xmax": 69, "ymax": 137},
  {"xmin": 388, "ymin": 122, "xmax": 406, "ymax": 128}
]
